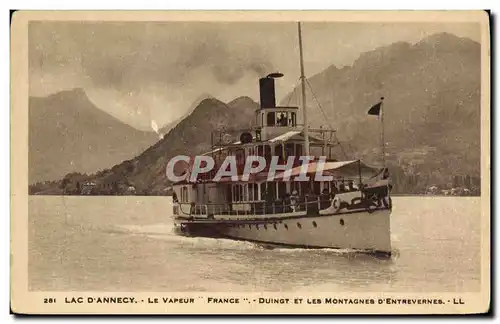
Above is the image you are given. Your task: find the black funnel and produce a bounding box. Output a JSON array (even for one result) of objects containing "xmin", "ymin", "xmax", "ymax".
[{"xmin": 259, "ymin": 77, "xmax": 276, "ymax": 108}]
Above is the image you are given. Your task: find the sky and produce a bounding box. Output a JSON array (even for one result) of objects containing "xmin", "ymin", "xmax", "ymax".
[{"xmin": 28, "ymin": 21, "xmax": 480, "ymax": 131}]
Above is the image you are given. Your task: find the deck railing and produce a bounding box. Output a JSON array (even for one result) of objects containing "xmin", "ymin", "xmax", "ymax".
[
  {"xmin": 175, "ymin": 187, "xmax": 392, "ymax": 218},
  {"xmin": 176, "ymin": 195, "xmax": 333, "ymax": 217}
]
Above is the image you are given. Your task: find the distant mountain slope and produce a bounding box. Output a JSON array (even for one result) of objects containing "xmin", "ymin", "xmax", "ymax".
[
  {"xmin": 281, "ymin": 32, "xmax": 481, "ymax": 182},
  {"xmin": 159, "ymin": 93, "xmax": 215, "ymax": 136},
  {"xmin": 29, "ymin": 89, "xmax": 159, "ymax": 183},
  {"xmin": 33, "ymin": 96, "xmax": 260, "ymax": 195}
]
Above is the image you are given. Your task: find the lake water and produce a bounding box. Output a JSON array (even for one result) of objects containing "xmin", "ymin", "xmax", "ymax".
[{"xmin": 28, "ymin": 196, "xmax": 481, "ymax": 292}]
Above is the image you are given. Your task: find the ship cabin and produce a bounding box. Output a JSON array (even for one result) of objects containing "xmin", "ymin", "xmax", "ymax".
[{"xmin": 172, "ymin": 73, "xmax": 388, "ymax": 218}]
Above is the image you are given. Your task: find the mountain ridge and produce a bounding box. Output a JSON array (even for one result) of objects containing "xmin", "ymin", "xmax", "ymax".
[
  {"xmin": 29, "ymin": 88, "xmax": 160, "ymax": 183},
  {"xmin": 279, "ymin": 32, "xmax": 480, "ymax": 190}
]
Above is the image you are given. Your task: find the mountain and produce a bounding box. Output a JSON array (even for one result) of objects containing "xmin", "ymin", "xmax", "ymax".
[
  {"xmin": 227, "ymin": 96, "xmax": 259, "ymax": 111},
  {"xmin": 158, "ymin": 93, "xmax": 215, "ymax": 136},
  {"xmin": 29, "ymin": 89, "xmax": 159, "ymax": 183},
  {"xmin": 281, "ymin": 32, "xmax": 481, "ymax": 188},
  {"xmin": 32, "ymin": 96, "xmax": 260, "ymax": 195}
]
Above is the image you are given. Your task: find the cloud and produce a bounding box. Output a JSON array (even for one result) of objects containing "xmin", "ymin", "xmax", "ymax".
[
  {"xmin": 28, "ymin": 22, "xmax": 279, "ymax": 129},
  {"xmin": 30, "ymin": 22, "xmax": 275, "ymax": 89}
]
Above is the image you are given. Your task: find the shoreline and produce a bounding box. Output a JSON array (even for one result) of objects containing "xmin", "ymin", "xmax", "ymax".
[{"xmin": 28, "ymin": 194, "xmax": 480, "ymax": 198}]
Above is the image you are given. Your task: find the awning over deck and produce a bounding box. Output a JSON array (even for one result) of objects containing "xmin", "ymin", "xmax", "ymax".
[
  {"xmin": 268, "ymin": 130, "xmax": 325, "ymax": 144},
  {"xmin": 273, "ymin": 160, "xmax": 381, "ymax": 180},
  {"xmin": 213, "ymin": 160, "xmax": 381, "ymax": 183},
  {"xmin": 268, "ymin": 130, "xmax": 301, "ymax": 143},
  {"xmin": 214, "ymin": 172, "xmax": 271, "ymax": 183}
]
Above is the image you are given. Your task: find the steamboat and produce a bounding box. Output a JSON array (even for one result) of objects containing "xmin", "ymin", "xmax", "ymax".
[{"xmin": 170, "ymin": 23, "xmax": 393, "ymax": 257}]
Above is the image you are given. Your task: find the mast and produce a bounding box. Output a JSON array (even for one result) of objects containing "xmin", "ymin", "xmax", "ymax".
[
  {"xmin": 298, "ymin": 22, "xmax": 310, "ymax": 156},
  {"xmin": 380, "ymin": 97, "xmax": 385, "ymax": 167}
]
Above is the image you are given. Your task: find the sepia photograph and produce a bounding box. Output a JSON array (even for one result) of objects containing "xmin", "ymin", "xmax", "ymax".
[{"xmin": 10, "ymin": 10, "xmax": 490, "ymax": 315}]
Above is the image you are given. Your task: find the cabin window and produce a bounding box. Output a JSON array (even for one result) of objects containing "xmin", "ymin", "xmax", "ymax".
[
  {"xmin": 276, "ymin": 112, "xmax": 289, "ymax": 126},
  {"xmin": 180, "ymin": 186, "xmax": 189, "ymax": 202},
  {"xmin": 267, "ymin": 182, "xmax": 277, "ymax": 202},
  {"xmin": 264, "ymin": 145, "xmax": 272, "ymax": 161},
  {"xmin": 267, "ymin": 112, "xmax": 276, "ymax": 126},
  {"xmin": 235, "ymin": 149, "xmax": 245, "ymax": 166},
  {"xmin": 295, "ymin": 144, "xmax": 303, "ymax": 157},
  {"xmin": 232, "ymin": 185, "xmax": 237, "ymax": 202},
  {"xmin": 291, "ymin": 112, "xmax": 297, "ymax": 126},
  {"xmin": 248, "ymin": 184, "xmax": 254, "ymax": 201},
  {"xmin": 277, "ymin": 182, "xmax": 287, "ymax": 199},
  {"xmin": 232, "ymin": 184, "xmax": 242, "ymax": 202},
  {"xmin": 232, "ymin": 184, "xmax": 257, "ymax": 202},
  {"xmin": 226, "ymin": 185, "xmax": 232, "ymax": 202},
  {"xmin": 248, "ymin": 183, "xmax": 259, "ymax": 201},
  {"xmin": 260, "ymin": 183, "xmax": 267, "ymax": 200},
  {"xmin": 300, "ymin": 182, "xmax": 309, "ymax": 196},
  {"xmin": 313, "ymin": 181, "xmax": 321, "ymax": 195},
  {"xmin": 274, "ymin": 145, "xmax": 284, "ymax": 160},
  {"xmin": 285, "ymin": 143, "xmax": 295, "ymax": 159}
]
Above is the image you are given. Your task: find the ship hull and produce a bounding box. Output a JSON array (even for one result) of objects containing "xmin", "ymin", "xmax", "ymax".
[{"xmin": 174, "ymin": 208, "xmax": 392, "ymax": 257}]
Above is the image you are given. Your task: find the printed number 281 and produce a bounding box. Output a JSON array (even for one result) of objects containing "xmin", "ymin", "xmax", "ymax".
[{"xmin": 43, "ymin": 298, "xmax": 56, "ymax": 304}]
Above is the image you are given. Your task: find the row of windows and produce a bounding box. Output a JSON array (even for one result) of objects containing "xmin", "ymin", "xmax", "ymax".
[
  {"xmin": 230, "ymin": 179, "xmax": 359, "ymax": 203},
  {"xmin": 230, "ymin": 144, "xmax": 303, "ymax": 162},
  {"xmin": 178, "ymin": 180, "xmax": 359, "ymax": 205},
  {"xmin": 260, "ymin": 111, "xmax": 297, "ymax": 127},
  {"xmin": 231, "ymin": 182, "xmax": 289, "ymax": 202},
  {"xmin": 232, "ymin": 183, "xmax": 259, "ymax": 202}
]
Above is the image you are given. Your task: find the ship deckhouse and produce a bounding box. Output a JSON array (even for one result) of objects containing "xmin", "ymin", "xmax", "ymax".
[
  {"xmin": 206, "ymin": 73, "xmax": 339, "ymax": 177},
  {"xmin": 172, "ymin": 73, "xmax": 356, "ymax": 214}
]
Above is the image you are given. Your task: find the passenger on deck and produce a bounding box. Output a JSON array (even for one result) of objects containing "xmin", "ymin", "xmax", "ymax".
[
  {"xmin": 277, "ymin": 114, "xmax": 288, "ymax": 126},
  {"xmin": 282, "ymin": 193, "xmax": 291, "ymax": 212},
  {"xmin": 290, "ymin": 190, "xmax": 299, "ymax": 212},
  {"xmin": 331, "ymin": 182, "xmax": 338, "ymax": 197},
  {"xmin": 264, "ymin": 188, "xmax": 275, "ymax": 205},
  {"xmin": 382, "ymin": 168, "xmax": 390, "ymax": 180},
  {"xmin": 320, "ymin": 188, "xmax": 331, "ymax": 209}
]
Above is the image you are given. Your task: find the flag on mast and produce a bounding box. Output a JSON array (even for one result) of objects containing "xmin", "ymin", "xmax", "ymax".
[
  {"xmin": 367, "ymin": 97, "xmax": 384, "ymax": 119},
  {"xmin": 367, "ymin": 97, "xmax": 386, "ymax": 165}
]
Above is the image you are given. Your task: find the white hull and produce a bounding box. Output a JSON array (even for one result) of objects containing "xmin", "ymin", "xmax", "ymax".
[{"xmin": 174, "ymin": 208, "xmax": 392, "ymax": 255}]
